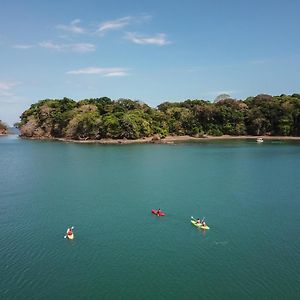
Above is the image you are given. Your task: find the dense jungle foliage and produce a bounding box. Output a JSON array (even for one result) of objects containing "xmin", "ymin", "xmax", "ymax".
[
  {"xmin": 0, "ymin": 120, "xmax": 7, "ymax": 134},
  {"xmin": 18, "ymin": 94, "xmax": 300, "ymax": 139}
]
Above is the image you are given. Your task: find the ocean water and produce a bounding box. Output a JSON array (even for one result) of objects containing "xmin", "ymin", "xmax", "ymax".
[{"xmin": 1, "ymin": 135, "xmax": 300, "ymax": 299}]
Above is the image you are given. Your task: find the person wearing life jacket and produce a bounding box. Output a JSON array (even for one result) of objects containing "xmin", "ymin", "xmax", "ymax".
[
  {"xmin": 67, "ymin": 228, "xmax": 73, "ymax": 236},
  {"xmin": 157, "ymin": 209, "xmax": 161, "ymax": 216}
]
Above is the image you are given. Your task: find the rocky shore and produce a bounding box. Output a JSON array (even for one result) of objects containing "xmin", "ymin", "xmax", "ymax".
[{"xmin": 19, "ymin": 134, "xmax": 300, "ymax": 144}]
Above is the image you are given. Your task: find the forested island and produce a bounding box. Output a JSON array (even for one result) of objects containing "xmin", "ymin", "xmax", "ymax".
[
  {"xmin": 17, "ymin": 93, "xmax": 300, "ymax": 142},
  {"xmin": 0, "ymin": 120, "xmax": 8, "ymax": 135}
]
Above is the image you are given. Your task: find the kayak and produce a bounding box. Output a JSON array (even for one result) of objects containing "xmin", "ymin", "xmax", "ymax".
[
  {"xmin": 151, "ymin": 209, "xmax": 166, "ymax": 216},
  {"xmin": 191, "ymin": 220, "xmax": 210, "ymax": 230},
  {"xmin": 66, "ymin": 228, "xmax": 74, "ymax": 240},
  {"xmin": 67, "ymin": 233, "xmax": 74, "ymax": 240}
]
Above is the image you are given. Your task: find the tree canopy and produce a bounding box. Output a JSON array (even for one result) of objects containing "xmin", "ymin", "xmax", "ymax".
[
  {"xmin": 18, "ymin": 94, "xmax": 300, "ymax": 139},
  {"xmin": 0, "ymin": 120, "xmax": 8, "ymax": 134}
]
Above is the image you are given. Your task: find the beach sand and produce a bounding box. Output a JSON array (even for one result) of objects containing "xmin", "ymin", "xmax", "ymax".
[{"xmin": 20, "ymin": 135, "xmax": 300, "ymax": 144}]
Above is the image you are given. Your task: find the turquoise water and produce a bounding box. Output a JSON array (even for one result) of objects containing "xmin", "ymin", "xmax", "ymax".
[{"xmin": 1, "ymin": 135, "xmax": 300, "ymax": 300}]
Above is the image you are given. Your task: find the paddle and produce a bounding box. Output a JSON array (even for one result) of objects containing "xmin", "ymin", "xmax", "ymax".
[
  {"xmin": 64, "ymin": 226, "xmax": 74, "ymax": 239},
  {"xmin": 191, "ymin": 216, "xmax": 205, "ymax": 221},
  {"xmin": 191, "ymin": 216, "xmax": 206, "ymax": 225},
  {"xmin": 191, "ymin": 216, "xmax": 200, "ymax": 224}
]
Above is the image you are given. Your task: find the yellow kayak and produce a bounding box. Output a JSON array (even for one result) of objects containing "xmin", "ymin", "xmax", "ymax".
[{"xmin": 191, "ymin": 220, "xmax": 210, "ymax": 230}]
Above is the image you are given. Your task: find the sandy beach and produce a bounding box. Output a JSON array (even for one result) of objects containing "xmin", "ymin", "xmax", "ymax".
[{"xmin": 20, "ymin": 135, "xmax": 300, "ymax": 144}]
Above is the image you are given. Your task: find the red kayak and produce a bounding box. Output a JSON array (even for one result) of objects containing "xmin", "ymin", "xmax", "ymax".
[{"xmin": 151, "ymin": 209, "xmax": 166, "ymax": 216}]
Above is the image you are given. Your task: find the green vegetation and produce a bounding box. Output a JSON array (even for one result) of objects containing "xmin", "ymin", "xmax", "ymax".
[
  {"xmin": 0, "ymin": 120, "xmax": 8, "ymax": 134},
  {"xmin": 18, "ymin": 94, "xmax": 300, "ymax": 139}
]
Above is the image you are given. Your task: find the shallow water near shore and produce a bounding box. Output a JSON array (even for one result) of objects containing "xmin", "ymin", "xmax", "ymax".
[{"xmin": 1, "ymin": 135, "xmax": 300, "ymax": 299}]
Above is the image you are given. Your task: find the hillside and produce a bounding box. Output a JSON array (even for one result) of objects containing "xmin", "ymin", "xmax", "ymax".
[{"xmin": 18, "ymin": 94, "xmax": 300, "ymax": 140}]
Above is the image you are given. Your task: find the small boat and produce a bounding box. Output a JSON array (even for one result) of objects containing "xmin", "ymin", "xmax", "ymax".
[
  {"xmin": 67, "ymin": 233, "xmax": 74, "ymax": 240},
  {"xmin": 256, "ymin": 137, "xmax": 264, "ymax": 143},
  {"xmin": 191, "ymin": 220, "xmax": 210, "ymax": 230},
  {"xmin": 65, "ymin": 226, "xmax": 74, "ymax": 240},
  {"xmin": 151, "ymin": 209, "xmax": 165, "ymax": 216}
]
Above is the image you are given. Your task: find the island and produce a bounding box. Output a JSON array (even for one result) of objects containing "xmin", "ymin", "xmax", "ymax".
[
  {"xmin": 0, "ymin": 120, "xmax": 8, "ymax": 135},
  {"xmin": 17, "ymin": 93, "xmax": 300, "ymax": 143}
]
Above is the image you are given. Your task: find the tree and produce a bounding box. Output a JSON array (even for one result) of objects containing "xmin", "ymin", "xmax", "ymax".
[
  {"xmin": 66, "ymin": 111, "xmax": 102, "ymax": 139},
  {"xmin": 0, "ymin": 120, "xmax": 8, "ymax": 134},
  {"xmin": 214, "ymin": 94, "xmax": 231, "ymax": 103}
]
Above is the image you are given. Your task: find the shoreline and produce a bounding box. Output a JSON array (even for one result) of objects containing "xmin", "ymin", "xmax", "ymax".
[{"xmin": 19, "ymin": 135, "xmax": 300, "ymax": 144}]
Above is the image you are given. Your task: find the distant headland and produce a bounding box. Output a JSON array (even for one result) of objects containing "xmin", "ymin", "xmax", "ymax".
[
  {"xmin": 17, "ymin": 93, "xmax": 300, "ymax": 143},
  {"xmin": 0, "ymin": 120, "xmax": 8, "ymax": 135}
]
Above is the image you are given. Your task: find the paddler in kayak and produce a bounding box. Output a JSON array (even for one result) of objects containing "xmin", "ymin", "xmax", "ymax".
[
  {"xmin": 67, "ymin": 227, "xmax": 73, "ymax": 237},
  {"xmin": 156, "ymin": 208, "xmax": 161, "ymax": 216},
  {"xmin": 196, "ymin": 218, "xmax": 201, "ymax": 224},
  {"xmin": 202, "ymin": 220, "xmax": 207, "ymax": 227}
]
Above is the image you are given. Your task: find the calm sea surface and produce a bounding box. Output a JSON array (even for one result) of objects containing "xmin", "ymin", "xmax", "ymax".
[{"xmin": 1, "ymin": 135, "xmax": 300, "ymax": 300}]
